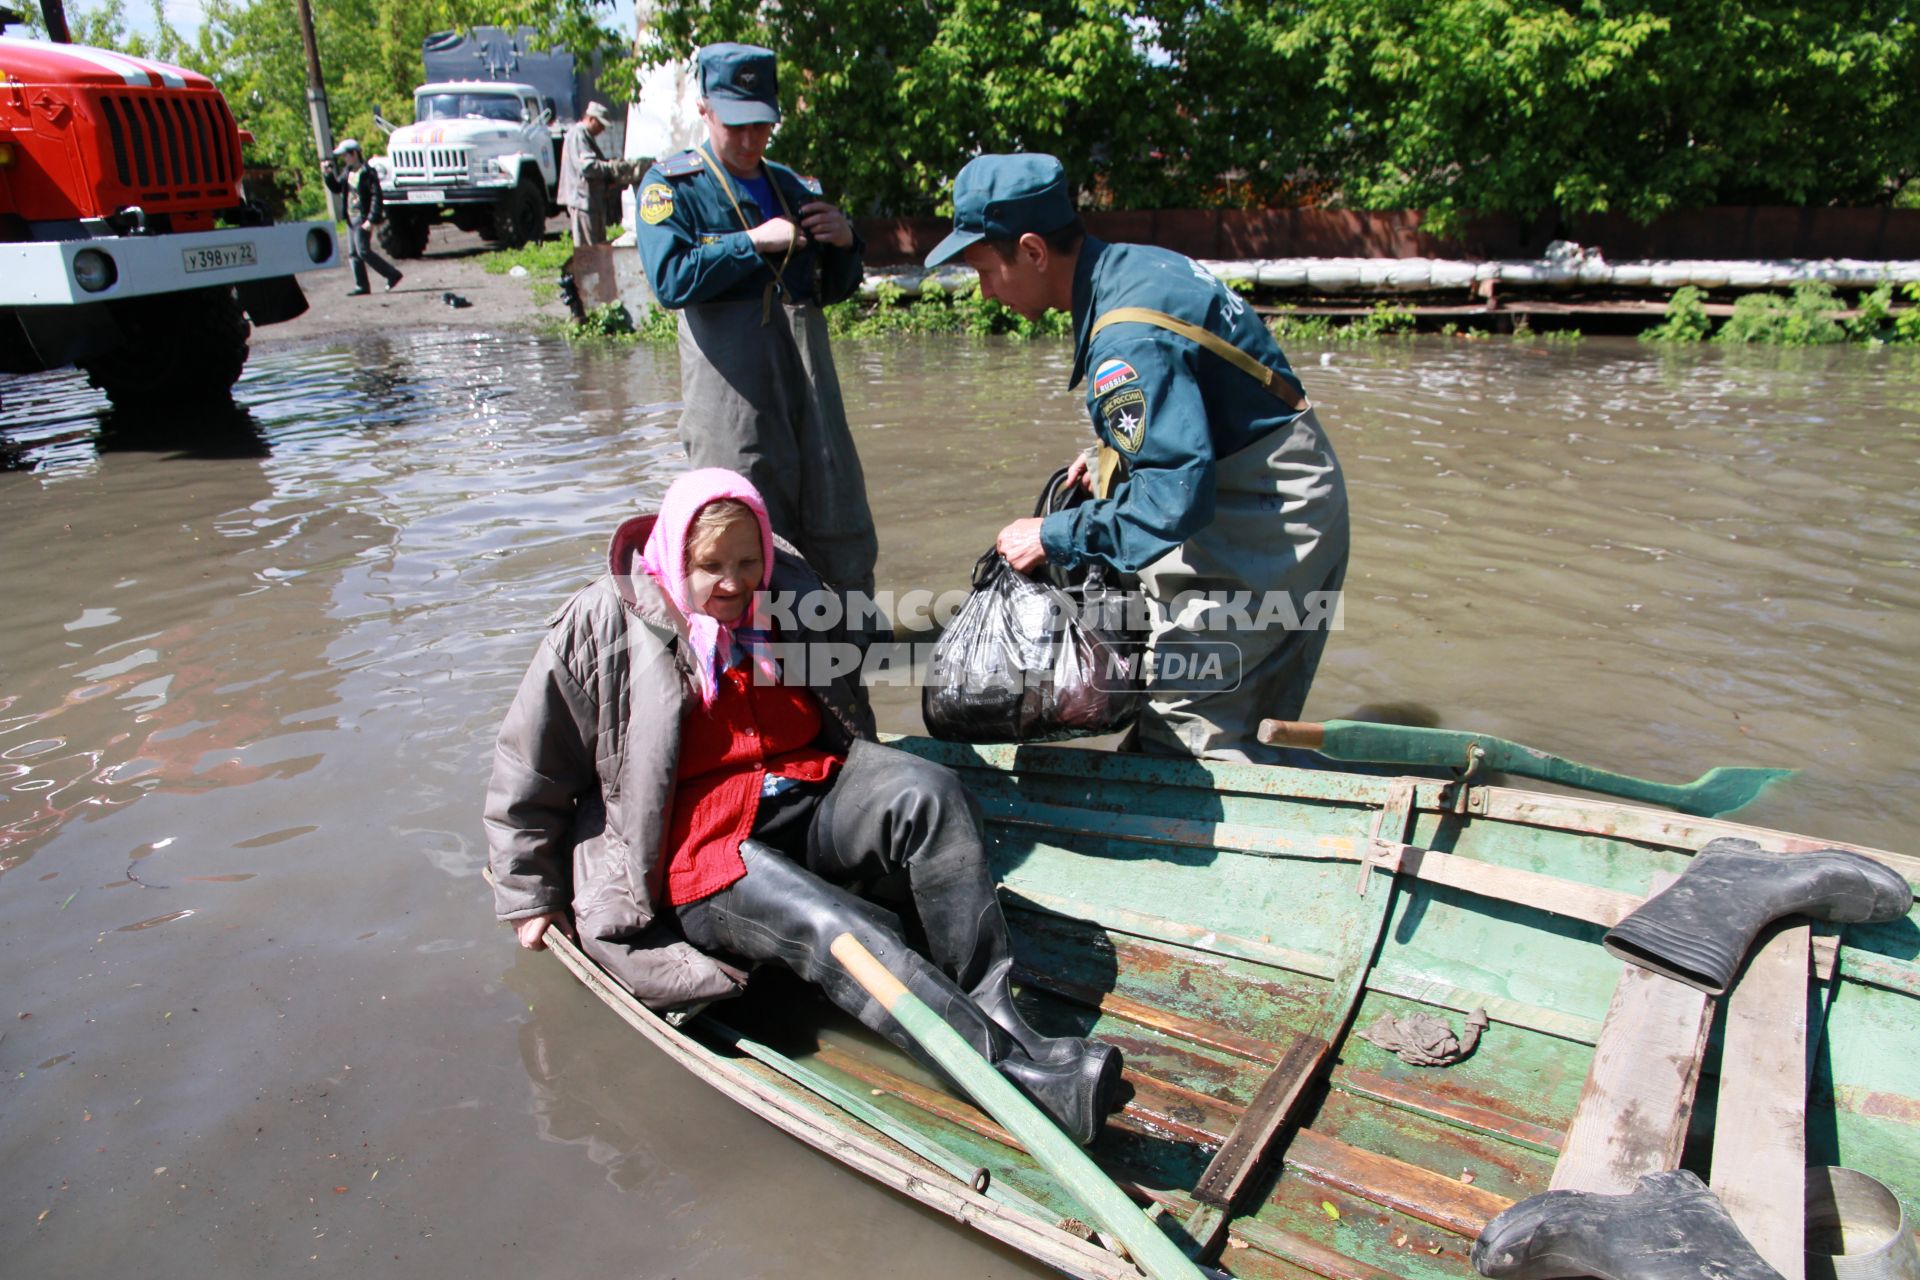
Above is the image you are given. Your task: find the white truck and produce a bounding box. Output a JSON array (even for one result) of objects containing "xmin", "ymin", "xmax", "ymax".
[
  {"xmin": 370, "ymin": 27, "xmax": 617, "ymax": 257},
  {"xmin": 370, "ymin": 79, "xmax": 559, "ymax": 257}
]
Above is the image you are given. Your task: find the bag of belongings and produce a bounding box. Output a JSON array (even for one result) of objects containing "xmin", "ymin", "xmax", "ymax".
[{"xmin": 922, "ymin": 467, "xmax": 1145, "ymax": 743}]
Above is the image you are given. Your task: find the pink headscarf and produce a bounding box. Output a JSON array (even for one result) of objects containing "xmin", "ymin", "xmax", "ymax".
[{"xmin": 639, "ymin": 468, "xmax": 779, "ymax": 706}]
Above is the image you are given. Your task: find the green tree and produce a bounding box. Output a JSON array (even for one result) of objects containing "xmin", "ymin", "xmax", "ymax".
[
  {"xmin": 639, "ymin": 0, "xmax": 1167, "ymax": 216},
  {"xmin": 1276, "ymin": 0, "xmax": 1920, "ymax": 229}
]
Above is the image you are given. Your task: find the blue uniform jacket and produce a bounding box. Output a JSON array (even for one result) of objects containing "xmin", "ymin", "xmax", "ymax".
[
  {"xmin": 634, "ymin": 148, "xmax": 864, "ymax": 309},
  {"xmin": 1039, "ymin": 237, "xmax": 1313, "ymax": 574}
]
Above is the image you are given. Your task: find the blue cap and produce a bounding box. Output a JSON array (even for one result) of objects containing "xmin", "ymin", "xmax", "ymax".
[
  {"xmin": 698, "ymin": 43, "xmax": 780, "ymax": 126},
  {"xmin": 924, "ymin": 153, "xmax": 1075, "ymax": 267}
]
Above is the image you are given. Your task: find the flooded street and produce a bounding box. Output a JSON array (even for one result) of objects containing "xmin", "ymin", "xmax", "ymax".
[{"xmin": 2, "ymin": 329, "xmax": 1916, "ymax": 1275}]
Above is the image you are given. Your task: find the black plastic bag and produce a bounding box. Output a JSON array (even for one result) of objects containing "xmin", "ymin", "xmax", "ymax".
[{"xmin": 923, "ymin": 462, "xmax": 1148, "ymax": 743}]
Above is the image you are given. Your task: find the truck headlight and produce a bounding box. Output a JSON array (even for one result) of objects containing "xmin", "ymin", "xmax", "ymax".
[
  {"xmin": 72, "ymin": 248, "xmax": 117, "ymax": 293},
  {"xmin": 305, "ymin": 228, "xmax": 335, "ymax": 264}
]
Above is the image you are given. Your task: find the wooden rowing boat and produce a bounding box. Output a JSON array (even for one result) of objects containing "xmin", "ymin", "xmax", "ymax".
[{"xmin": 537, "ymin": 736, "xmax": 1920, "ymax": 1278}]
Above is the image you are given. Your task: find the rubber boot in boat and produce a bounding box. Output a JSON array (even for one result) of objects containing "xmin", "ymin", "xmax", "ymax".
[
  {"xmin": 1472, "ymin": 1169, "xmax": 1783, "ymax": 1280},
  {"xmin": 969, "ymin": 955, "xmax": 1121, "ymax": 1071},
  {"xmin": 890, "ymin": 956, "xmax": 1122, "ymax": 1146},
  {"xmin": 1603, "ymin": 837, "xmax": 1913, "ymax": 995}
]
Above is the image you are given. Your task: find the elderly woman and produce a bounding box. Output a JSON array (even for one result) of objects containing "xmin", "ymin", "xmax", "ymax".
[{"xmin": 484, "ymin": 469, "xmax": 1122, "ymax": 1144}]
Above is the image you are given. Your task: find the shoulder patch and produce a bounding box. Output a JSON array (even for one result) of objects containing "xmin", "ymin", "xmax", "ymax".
[
  {"xmin": 1092, "ymin": 358, "xmax": 1138, "ymax": 397},
  {"xmin": 1098, "ymin": 386, "xmax": 1148, "ymax": 454},
  {"xmin": 798, "ymin": 173, "xmax": 824, "ymax": 196},
  {"xmin": 654, "ymin": 149, "xmax": 705, "ymax": 179},
  {"xmin": 639, "ymin": 183, "xmax": 675, "ymax": 224}
]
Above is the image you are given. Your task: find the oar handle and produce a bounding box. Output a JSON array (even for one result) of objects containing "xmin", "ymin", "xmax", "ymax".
[
  {"xmin": 1257, "ymin": 719, "xmax": 1325, "ymax": 748},
  {"xmin": 829, "ymin": 933, "xmax": 1206, "ymax": 1280}
]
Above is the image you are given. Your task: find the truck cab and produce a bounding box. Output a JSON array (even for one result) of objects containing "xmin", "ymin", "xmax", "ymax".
[
  {"xmin": 370, "ymin": 81, "xmax": 557, "ymax": 257},
  {"xmin": 0, "ymin": 32, "xmax": 337, "ymax": 408}
]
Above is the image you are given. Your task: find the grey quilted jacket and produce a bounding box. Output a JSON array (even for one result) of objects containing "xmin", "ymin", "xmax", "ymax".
[{"xmin": 484, "ymin": 513, "xmax": 875, "ymax": 1008}]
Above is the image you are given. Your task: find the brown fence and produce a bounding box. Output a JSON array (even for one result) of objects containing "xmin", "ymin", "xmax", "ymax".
[{"xmin": 854, "ymin": 207, "xmax": 1920, "ymax": 267}]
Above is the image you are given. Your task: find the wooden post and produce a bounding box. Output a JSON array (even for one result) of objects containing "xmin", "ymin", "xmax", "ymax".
[
  {"xmin": 37, "ymin": 0, "xmax": 71, "ymax": 43},
  {"xmin": 1550, "ymin": 874, "xmax": 1715, "ymax": 1194},
  {"xmin": 1710, "ymin": 921, "xmax": 1810, "ymax": 1280},
  {"xmin": 291, "ymin": 0, "xmax": 341, "ymax": 222}
]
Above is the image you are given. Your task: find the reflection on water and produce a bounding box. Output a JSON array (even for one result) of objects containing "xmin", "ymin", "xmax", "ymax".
[{"xmin": 1, "ymin": 329, "xmax": 1917, "ymax": 1275}]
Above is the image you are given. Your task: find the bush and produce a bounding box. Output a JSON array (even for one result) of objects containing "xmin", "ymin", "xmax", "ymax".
[
  {"xmin": 1716, "ymin": 283, "xmax": 1847, "ymax": 346},
  {"xmin": 823, "ymin": 278, "xmax": 1070, "ymax": 340},
  {"xmin": 1641, "ymin": 286, "xmax": 1714, "ymax": 343}
]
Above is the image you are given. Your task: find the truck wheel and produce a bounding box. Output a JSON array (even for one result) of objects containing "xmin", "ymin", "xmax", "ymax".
[
  {"xmin": 80, "ymin": 286, "xmax": 250, "ymax": 408},
  {"xmin": 379, "ymin": 210, "xmax": 430, "ymax": 259},
  {"xmin": 493, "ymin": 175, "xmax": 545, "ymax": 249}
]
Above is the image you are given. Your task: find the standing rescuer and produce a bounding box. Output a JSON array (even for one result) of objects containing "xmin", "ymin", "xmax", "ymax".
[
  {"xmin": 559, "ymin": 100, "xmax": 618, "ymax": 248},
  {"xmin": 633, "ymin": 42, "xmax": 878, "ymax": 610},
  {"xmin": 926, "ymin": 153, "xmax": 1350, "ymax": 762},
  {"xmin": 323, "ymin": 139, "xmax": 402, "ymax": 296}
]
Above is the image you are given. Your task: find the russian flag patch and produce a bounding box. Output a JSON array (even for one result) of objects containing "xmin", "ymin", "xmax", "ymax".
[{"xmin": 1092, "ymin": 359, "xmax": 1138, "ymax": 397}]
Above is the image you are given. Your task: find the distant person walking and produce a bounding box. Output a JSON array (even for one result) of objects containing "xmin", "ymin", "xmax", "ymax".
[
  {"xmin": 560, "ymin": 101, "xmax": 618, "ymax": 247},
  {"xmin": 633, "ymin": 43, "xmax": 877, "ymax": 606},
  {"xmin": 323, "ymin": 139, "xmax": 402, "ymax": 296}
]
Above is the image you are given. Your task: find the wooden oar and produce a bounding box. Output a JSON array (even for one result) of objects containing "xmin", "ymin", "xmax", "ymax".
[
  {"xmin": 1258, "ymin": 719, "xmax": 1791, "ymax": 818},
  {"xmin": 828, "ymin": 933, "xmax": 1205, "ymax": 1280}
]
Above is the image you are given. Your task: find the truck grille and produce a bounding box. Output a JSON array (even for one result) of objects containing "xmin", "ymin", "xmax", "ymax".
[
  {"xmin": 390, "ymin": 146, "xmax": 472, "ymax": 184},
  {"xmin": 90, "ymin": 89, "xmax": 242, "ymax": 208}
]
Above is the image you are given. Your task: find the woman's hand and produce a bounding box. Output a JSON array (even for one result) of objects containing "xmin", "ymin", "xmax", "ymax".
[{"xmin": 514, "ymin": 910, "xmax": 574, "ymax": 951}]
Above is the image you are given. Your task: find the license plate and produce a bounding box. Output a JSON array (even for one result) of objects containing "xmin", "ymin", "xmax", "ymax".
[
  {"xmin": 182, "ymin": 242, "xmax": 256, "ymax": 273},
  {"xmin": 408, "ymin": 189, "xmax": 444, "ymax": 203}
]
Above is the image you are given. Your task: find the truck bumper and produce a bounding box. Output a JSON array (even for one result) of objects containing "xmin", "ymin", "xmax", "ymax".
[
  {"xmin": 382, "ymin": 186, "xmax": 513, "ymax": 209},
  {"xmin": 0, "ymin": 222, "xmax": 339, "ymax": 308}
]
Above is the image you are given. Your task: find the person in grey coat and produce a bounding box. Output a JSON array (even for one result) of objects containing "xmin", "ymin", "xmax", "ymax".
[
  {"xmin": 322, "ymin": 139, "xmax": 402, "ymax": 295},
  {"xmin": 483, "ymin": 468, "xmax": 1122, "ymax": 1144},
  {"xmin": 558, "ymin": 101, "xmax": 618, "ymax": 247}
]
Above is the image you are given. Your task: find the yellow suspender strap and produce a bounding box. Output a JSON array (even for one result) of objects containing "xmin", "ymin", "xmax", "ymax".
[{"xmin": 1088, "ymin": 306, "xmax": 1310, "ymax": 413}]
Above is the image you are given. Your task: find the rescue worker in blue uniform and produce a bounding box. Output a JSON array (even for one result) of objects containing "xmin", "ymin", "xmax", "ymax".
[
  {"xmin": 926, "ymin": 154, "xmax": 1349, "ymax": 762},
  {"xmin": 633, "ymin": 42, "xmax": 878, "ymax": 607}
]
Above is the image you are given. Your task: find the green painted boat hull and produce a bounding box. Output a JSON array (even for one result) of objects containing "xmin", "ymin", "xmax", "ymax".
[{"xmin": 547, "ymin": 737, "xmax": 1920, "ymax": 1279}]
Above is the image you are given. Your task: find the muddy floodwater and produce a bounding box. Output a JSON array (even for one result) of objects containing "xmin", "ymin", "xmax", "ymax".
[{"xmin": 2, "ymin": 330, "xmax": 1917, "ymax": 1276}]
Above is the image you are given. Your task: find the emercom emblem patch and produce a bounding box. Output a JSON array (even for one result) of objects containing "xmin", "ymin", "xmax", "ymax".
[
  {"xmin": 639, "ymin": 184, "xmax": 675, "ymax": 225},
  {"xmin": 1100, "ymin": 386, "xmax": 1148, "ymax": 453}
]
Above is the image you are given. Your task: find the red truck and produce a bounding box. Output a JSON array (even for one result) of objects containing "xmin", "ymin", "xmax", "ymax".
[{"xmin": 0, "ymin": 32, "xmax": 337, "ymax": 407}]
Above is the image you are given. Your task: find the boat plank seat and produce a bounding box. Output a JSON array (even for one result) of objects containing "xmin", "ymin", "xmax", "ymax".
[
  {"xmin": 1709, "ymin": 920, "xmax": 1811, "ymax": 1280},
  {"xmin": 1549, "ymin": 873, "xmax": 1714, "ymax": 1194}
]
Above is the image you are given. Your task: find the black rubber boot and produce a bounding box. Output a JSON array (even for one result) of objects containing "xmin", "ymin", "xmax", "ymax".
[
  {"xmin": 677, "ymin": 839, "xmax": 1122, "ymax": 1145},
  {"xmin": 871, "ymin": 941, "xmax": 1122, "ymax": 1146},
  {"xmin": 1604, "ymin": 837, "xmax": 1913, "ymax": 995},
  {"xmin": 970, "ymin": 956, "xmax": 1117, "ymax": 1068},
  {"xmin": 995, "ymin": 1043, "xmax": 1125, "ymax": 1147},
  {"xmin": 1473, "ymin": 1169, "xmax": 1784, "ymax": 1280}
]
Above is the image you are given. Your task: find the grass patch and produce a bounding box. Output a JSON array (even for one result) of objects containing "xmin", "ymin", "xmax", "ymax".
[
  {"xmin": 1269, "ymin": 302, "xmax": 1415, "ymax": 343},
  {"xmin": 478, "ymin": 234, "xmax": 577, "ymax": 276}
]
